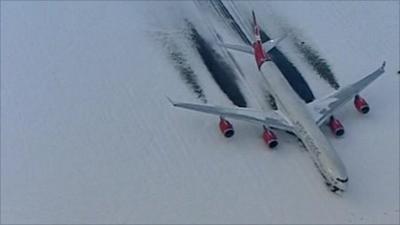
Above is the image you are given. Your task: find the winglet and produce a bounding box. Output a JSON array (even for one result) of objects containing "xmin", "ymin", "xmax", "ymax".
[
  {"xmin": 166, "ymin": 96, "xmax": 176, "ymax": 106},
  {"xmin": 381, "ymin": 61, "xmax": 386, "ymax": 70}
]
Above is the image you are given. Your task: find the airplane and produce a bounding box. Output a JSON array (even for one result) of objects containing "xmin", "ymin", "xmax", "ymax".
[{"xmin": 168, "ymin": 11, "xmax": 386, "ymax": 193}]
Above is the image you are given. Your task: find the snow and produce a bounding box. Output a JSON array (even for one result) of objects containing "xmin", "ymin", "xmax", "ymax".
[{"xmin": 1, "ymin": 1, "xmax": 399, "ymax": 224}]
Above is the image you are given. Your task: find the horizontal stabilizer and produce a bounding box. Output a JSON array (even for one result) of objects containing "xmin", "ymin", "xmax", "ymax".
[
  {"xmin": 219, "ymin": 43, "xmax": 253, "ymax": 55},
  {"xmin": 220, "ymin": 34, "xmax": 286, "ymax": 55},
  {"xmin": 263, "ymin": 34, "xmax": 287, "ymax": 53}
]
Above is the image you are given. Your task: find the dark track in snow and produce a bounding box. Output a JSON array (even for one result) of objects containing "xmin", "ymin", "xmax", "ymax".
[
  {"xmin": 158, "ymin": 33, "xmax": 207, "ymax": 103},
  {"xmin": 294, "ymin": 39, "xmax": 340, "ymax": 89},
  {"xmin": 208, "ymin": 0, "xmax": 252, "ymax": 45},
  {"xmin": 170, "ymin": 50, "xmax": 208, "ymax": 103},
  {"xmin": 185, "ymin": 20, "xmax": 247, "ymax": 107}
]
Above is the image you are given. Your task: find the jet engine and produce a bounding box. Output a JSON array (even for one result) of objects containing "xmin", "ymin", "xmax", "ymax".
[
  {"xmin": 219, "ymin": 117, "xmax": 234, "ymax": 138},
  {"xmin": 263, "ymin": 127, "xmax": 278, "ymax": 148},
  {"xmin": 354, "ymin": 95, "xmax": 370, "ymax": 114},
  {"xmin": 329, "ymin": 116, "xmax": 345, "ymax": 137}
]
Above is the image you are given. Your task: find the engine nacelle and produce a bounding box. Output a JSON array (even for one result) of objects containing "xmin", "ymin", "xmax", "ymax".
[
  {"xmin": 219, "ymin": 117, "xmax": 234, "ymax": 138},
  {"xmin": 354, "ymin": 95, "xmax": 370, "ymax": 114},
  {"xmin": 263, "ymin": 127, "xmax": 278, "ymax": 148},
  {"xmin": 329, "ymin": 116, "xmax": 345, "ymax": 137}
]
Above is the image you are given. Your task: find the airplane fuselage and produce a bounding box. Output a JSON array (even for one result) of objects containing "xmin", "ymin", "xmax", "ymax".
[
  {"xmin": 258, "ymin": 60, "xmax": 348, "ymax": 191},
  {"xmin": 171, "ymin": 11, "xmax": 384, "ymax": 193}
]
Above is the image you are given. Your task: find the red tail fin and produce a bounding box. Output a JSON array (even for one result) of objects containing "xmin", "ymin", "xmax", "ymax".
[{"xmin": 252, "ymin": 10, "xmax": 261, "ymax": 41}]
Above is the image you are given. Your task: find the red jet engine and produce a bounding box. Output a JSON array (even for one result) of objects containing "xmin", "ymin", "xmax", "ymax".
[
  {"xmin": 263, "ymin": 126, "xmax": 278, "ymax": 148},
  {"xmin": 329, "ymin": 116, "xmax": 345, "ymax": 137},
  {"xmin": 219, "ymin": 117, "xmax": 234, "ymax": 138},
  {"xmin": 354, "ymin": 95, "xmax": 370, "ymax": 114}
]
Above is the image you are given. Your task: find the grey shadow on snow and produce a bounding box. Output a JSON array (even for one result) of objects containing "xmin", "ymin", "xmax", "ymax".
[{"xmin": 185, "ymin": 19, "xmax": 247, "ymax": 107}]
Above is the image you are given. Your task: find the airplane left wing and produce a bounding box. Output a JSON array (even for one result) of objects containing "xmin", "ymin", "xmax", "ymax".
[
  {"xmin": 168, "ymin": 99, "xmax": 294, "ymax": 132},
  {"xmin": 309, "ymin": 61, "xmax": 386, "ymax": 126}
]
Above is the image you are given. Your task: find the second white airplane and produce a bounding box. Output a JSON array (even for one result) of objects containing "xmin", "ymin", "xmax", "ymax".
[{"xmin": 169, "ymin": 11, "xmax": 386, "ymax": 193}]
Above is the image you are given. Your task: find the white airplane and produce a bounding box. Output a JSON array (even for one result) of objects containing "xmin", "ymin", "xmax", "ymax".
[{"xmin": 169, "ymin": 11, "xmax": 386, "ymax": 193}]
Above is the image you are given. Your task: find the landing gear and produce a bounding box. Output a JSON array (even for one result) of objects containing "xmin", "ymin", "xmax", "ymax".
[
  {"xmin": 267, "ymin": 94, "xmax": 278, "ymax": 110},
  {"xmin": 330, "ymin": 185, "xmax": 340, "ymax": 193},
  {"xmin": 324, "ymin": 181, "xmax": 342, "ymax": 193}
]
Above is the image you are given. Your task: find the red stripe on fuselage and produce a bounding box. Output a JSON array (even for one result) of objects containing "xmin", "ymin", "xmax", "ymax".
[{"xmin": 253, "ymin": 40, "xmax": 271, "ymax": 69}]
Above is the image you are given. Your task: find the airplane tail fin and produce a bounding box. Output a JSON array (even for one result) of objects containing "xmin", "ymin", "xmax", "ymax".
[
  {"xmin": 252, "ymin": 10, "xmax": 286, "ymax": 52},
  {"xmin": 252, "ymin": 10, "xmax": 260, "ymax": 38}
]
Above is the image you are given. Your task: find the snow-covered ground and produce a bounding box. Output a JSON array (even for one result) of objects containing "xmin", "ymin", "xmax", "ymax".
[{"xmin": 1, "ymin": 1, "xmax": 398, "ymax": 224}]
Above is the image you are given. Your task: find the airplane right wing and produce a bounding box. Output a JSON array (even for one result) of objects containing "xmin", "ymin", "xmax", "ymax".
[
  {"xmin": 309, "ymin": 61, "xmax": 386, "ymax": 126},
  {"xmin": 168, "ymin": 98, "xmax": 294, "ymax": 132}
]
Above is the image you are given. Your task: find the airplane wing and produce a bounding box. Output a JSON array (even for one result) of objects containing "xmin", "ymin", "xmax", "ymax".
[
  {"xmin": 168, "ymin": 98, "xmax": 294, "ymax": 132},
  {"xmin": 308, "ymin": 61, "xmax": 386, "ymax": 126}
]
